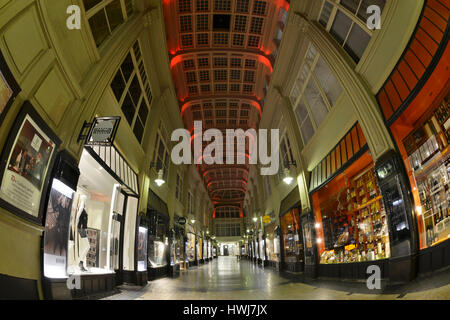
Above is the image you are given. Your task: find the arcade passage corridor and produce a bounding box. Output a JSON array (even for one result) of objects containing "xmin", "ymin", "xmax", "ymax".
[
  {"xmin": 0, "ymin": 0, "xmax": 449, "ymax": 301},
  {"xmin": 103, "ymin": 257, "xmax": 450, "ymax": 300}
]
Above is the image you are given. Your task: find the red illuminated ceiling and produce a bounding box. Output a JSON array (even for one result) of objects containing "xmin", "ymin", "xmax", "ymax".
[{"xmin": 163, "ymin": 0, "xmax": 289, "ymax": 215}]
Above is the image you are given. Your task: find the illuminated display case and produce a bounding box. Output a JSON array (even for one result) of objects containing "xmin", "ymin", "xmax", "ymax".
[
  {"xmin": 281, "ymin": 208, "xmax": 303, "ymax": 263},
  {"xmin": 403, "ymin": 94, "xmax": 450, "ymax": 247},
  {"xmin": 313, "ymin": 153, "xmax": 391, "ymax": 264}
]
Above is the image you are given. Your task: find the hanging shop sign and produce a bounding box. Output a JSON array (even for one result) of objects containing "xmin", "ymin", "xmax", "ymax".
[
  {"xmin": 77, "ymin": 117, "xmax": 121, "ymax": 146},
  {"xmin": 178, "ymin": 217, "xmax": 187, "ymax": 225},
  {"xmin": 0, "ymin": 101, "xmax": 61, "ymax": 224},
  {"xmin": 0, "ymin": 51, "xmax": 20, "ymax": 126},
  {"xmin": 263, "ymin": 215, "xmax": 272, "ymax": 224}
]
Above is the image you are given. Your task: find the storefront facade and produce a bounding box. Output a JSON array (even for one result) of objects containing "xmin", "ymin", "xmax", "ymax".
[
  {"xmin": 279, "ymin": 188, "xmax": 304, "ymax": 273},
  {"xmin": 375, "ymin": 4, "xmax": 450, "ymax": 275},
  {"xmin": 144, "ymin": 190, "xmax": 170, "ymax": 281},
  {"xmin": 264, "ymin": 217, "xmax": 280, "ymax": 269},
  {"xmin": 187, "ymin": 224, "xmax": 196, "ymax": 267},
  {"xmin": 42, "ymin": 144, "xmax": 141, "ymax": 299}
]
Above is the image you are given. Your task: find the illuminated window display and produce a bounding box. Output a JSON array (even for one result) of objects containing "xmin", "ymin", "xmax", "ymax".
[
  {"xmin": 137, "ymin": 227, "xmax": 148, "ymax": 271},
  {"xmin": 44, "ymin": 148, "xmax": 139, "ymax": 279},
  {"xmin": 281, "ymin": 207, "xmax": 303, "ymax": 263},
  {"xmin": 187, "ymin": 225, "xmax": 196, "ymax": 262},
  {"xmin": 264, "ymin": 223, "xmax": 279, "ymax": 262},
  {"xmin": 258, "ymin": 231, "xmax": 265, "ymax": 260},
  {"xmin": 197, "ymin": 236, "xmax": 203, "ymax": 260},
  {"xmin": 400, "ymin": 94, "xmax": 450, "ymax": 248},
  {"xmin": 313, "ymin": 152, "xmax": 391, "ymax": 264}
]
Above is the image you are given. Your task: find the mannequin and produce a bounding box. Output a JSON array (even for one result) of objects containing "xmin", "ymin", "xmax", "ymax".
[{"xmin": 74, "ymin": 195, "xmax": 90, "ymax": 272}]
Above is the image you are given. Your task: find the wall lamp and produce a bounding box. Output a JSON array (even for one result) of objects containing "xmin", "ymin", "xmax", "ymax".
[
  {"xmin": 150, "ymin": 161, "xmax": 165, "ymax": 187},
  {"xmin": 283, "ymin": 161, "xmax": 297, "ymax": 185}
]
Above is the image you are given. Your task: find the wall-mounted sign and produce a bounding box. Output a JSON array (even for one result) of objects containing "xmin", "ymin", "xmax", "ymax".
[
  {"xmin": 78, "ymin": 117, "xmax": 121, "ymax": 146},
  {"xmin": 0, "ymin": 102, "xmax": 60, "ymax": 224}
]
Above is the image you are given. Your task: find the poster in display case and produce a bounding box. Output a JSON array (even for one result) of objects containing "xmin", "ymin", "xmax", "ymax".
[
  {"xmin": 0, "ymin": 102, "xmax": 60, "ymax": 224},
  {"xmin": 43, "ymin": 178, "xmax": 75, "ymax": 278},
  {"xmin": 86, "ymin": 228, "xmax": 100, "ymax": 268},
  {"xmin": 0, "ymin": 50, "xmax": 20, "ymax": 125}
]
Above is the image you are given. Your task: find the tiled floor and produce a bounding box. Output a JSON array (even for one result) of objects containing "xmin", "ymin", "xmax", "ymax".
[{"xmin": 103, "ymin": 257, "xmax": 450, "ymax": 300}]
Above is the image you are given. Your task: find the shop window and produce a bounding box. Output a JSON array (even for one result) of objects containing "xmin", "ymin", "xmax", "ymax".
[
  {"xmin": 318, "ymin": 0, "xmax": 386, "ymax": 64},
  {"xmin": 278, "ymin": 129, "xmax": 295, "ymax": 182},
  {"xmin": 400, "ymin": 94, "xmax": 450, "ymax": 248},
  {"xmin": 111, "ymin": 42, "xmax": 152, "ymax": 144},
  {"xmin": 83, "ymin": 0, "xmax": 133, "ymax": 48},
  {"xmin": 281, "ymin": 208, "xmax": 304, "ymax": 263},
  {"xmin": 44, "ymin": 149, "xmax": 139, "ymax": 279},
  {"xmin": 313, "ymin": 151, "xmax": 391, "ymax": 264}
]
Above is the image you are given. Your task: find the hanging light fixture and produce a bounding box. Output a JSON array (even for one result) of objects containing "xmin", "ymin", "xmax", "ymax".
[
  {"xmin": 155, "ymin": 169, "xmax": 165, "ymax": 186},
  {"xmin": 283, "ymin": 167, "xmax": 294, "ymax": 185},
  {"xmin": 282, "ymin": 161, "xmax": 297, "ymax": 185}
]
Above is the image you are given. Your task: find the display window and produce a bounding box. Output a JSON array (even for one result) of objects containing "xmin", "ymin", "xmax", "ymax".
[
  {"xmin": 264, "ymin": 223, "xmax": 279, "ymax": 262},
  {"xmin": 137, "ymin": 226, "xmax": 148, "ymax": 271},
  {"xmin": 281, "ymin": 207, "xmax": 304, "ymax": 263},
  {"xmin": 44, "ymin": 148, "xmax": 137, "ymax": 278},
  {"xmin": 203, "ymin": 239, "xmax": 208, "ymax": 259},
  {"xmin": 197, "ymin": 236, "xmax": 203, "ymax": 260},
  {"xmin": 258, "ymin": 231, "xmax": 265, "ymax": 260},
  {"xmin": 392, "ymin": 93, "xmax": 450, "ymax": 248},
  {"xmin": 312, "ymin": 151, "xmax": 391, "ymax": 264},
  {"xmin": 148, "ymin": 213, "xmax": 169, "ymax": 268},
  {"xmin": 187, "ymin": 230, "xmax": 196, "ymax": 261}
]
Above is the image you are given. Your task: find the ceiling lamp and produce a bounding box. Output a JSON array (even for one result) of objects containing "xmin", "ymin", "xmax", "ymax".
[
  {"xmin": 283, "ymin": 168, "xmax": 294, "ymax": 185},
  {"xmin": 155, "ymin": 169, "xmax": 165, "ymax": 187}
]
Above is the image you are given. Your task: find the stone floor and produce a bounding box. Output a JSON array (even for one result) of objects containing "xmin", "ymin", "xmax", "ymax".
[{"xmin": 103, "ymin": 256, "xmax": 450, "ymax": 300}]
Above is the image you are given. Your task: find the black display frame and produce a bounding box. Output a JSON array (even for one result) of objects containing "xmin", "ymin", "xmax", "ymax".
[
  {"xmin": 0, "ymin": 50, "xmax": 21, "ymax": 126},
  {"xmin": 0, "ymin": 101, "xmax": 61, "ymax": 225}
]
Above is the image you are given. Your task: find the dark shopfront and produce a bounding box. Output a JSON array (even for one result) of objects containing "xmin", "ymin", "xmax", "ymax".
[
  {"xmin": 173, "ymin": 214, "xmax": 186, "ymax": 271},
  {"xmin": 279, "ymin": 187, "xmax": 304, "ymax": 273},
  {"xmin": 42, "ymin": 145, "xmax": 141, "ymax": 299},
  {"xmin": 143, "ymin": 190, "xmax": 170, "ymax": 281}
]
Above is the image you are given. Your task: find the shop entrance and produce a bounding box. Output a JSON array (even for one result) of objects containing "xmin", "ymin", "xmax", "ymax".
[{"xmin": 224, "ymin": 245, "xmax": 229, "ymax": 256}]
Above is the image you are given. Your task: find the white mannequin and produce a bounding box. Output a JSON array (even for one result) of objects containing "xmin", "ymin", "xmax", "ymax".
[{"xmin": 75, "ymin": 194, "xmax": 90, "ymax": 272}]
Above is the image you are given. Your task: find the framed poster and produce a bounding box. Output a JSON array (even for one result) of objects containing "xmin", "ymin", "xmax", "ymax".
[
  {"xmin": 0, "ymin": 50, "xmax": 20, "ymax": 125},
  {"xmin": 0, "ymin": 101, "xmax": 61, "ymax": 224}
]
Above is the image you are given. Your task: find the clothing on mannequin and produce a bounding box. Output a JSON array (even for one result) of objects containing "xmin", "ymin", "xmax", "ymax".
[{"xmin": 74, "ymin": 195, "xmax": 90, "ymax": 272}]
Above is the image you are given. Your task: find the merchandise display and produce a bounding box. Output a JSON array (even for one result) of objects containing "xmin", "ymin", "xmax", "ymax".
[
  {"xmin": 187, "ymin": 232, "xmax": 196, "ymax": 261},
  {"xmin": 313, "ymin": 153, "xmax": 391, "ymax": 264},
  {"xmin": 264, "ymin": 223, "xmax": 279, "ymax": 262},
  {"xmin": 281, "ymin": 207, "xmax": 303, "ymax": 263},
  {"xmin": 148, "ymin": 240, "xmax": 167, "ymax": 267},
  {"xmin": 403, "ymin": 94, "xmax": 450, "ymax": 247}
]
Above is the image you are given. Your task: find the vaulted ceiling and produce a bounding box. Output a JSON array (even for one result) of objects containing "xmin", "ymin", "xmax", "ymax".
[{"xmin": 162, "ymin": 0, "xmax": 290, "ymax": 216}]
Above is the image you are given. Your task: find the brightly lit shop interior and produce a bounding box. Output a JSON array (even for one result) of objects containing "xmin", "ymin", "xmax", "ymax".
[
  {"xmin": 312, "ymin": 151, "xmax": 391, "ymax": 264},
  {"xmin": 280, "ymin": 207, "xmax": 304, "ymax": 263},
  {"xmin": 44, "ymin": 148, "xmax": 138, "ymax": 278},
  {"xmin": 187, "ymin": 224, "xmax": 196, "ymax": 262},
  {"xmin": 264, "ymin": 223, "xmax": 280, "ymax": 262}
]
